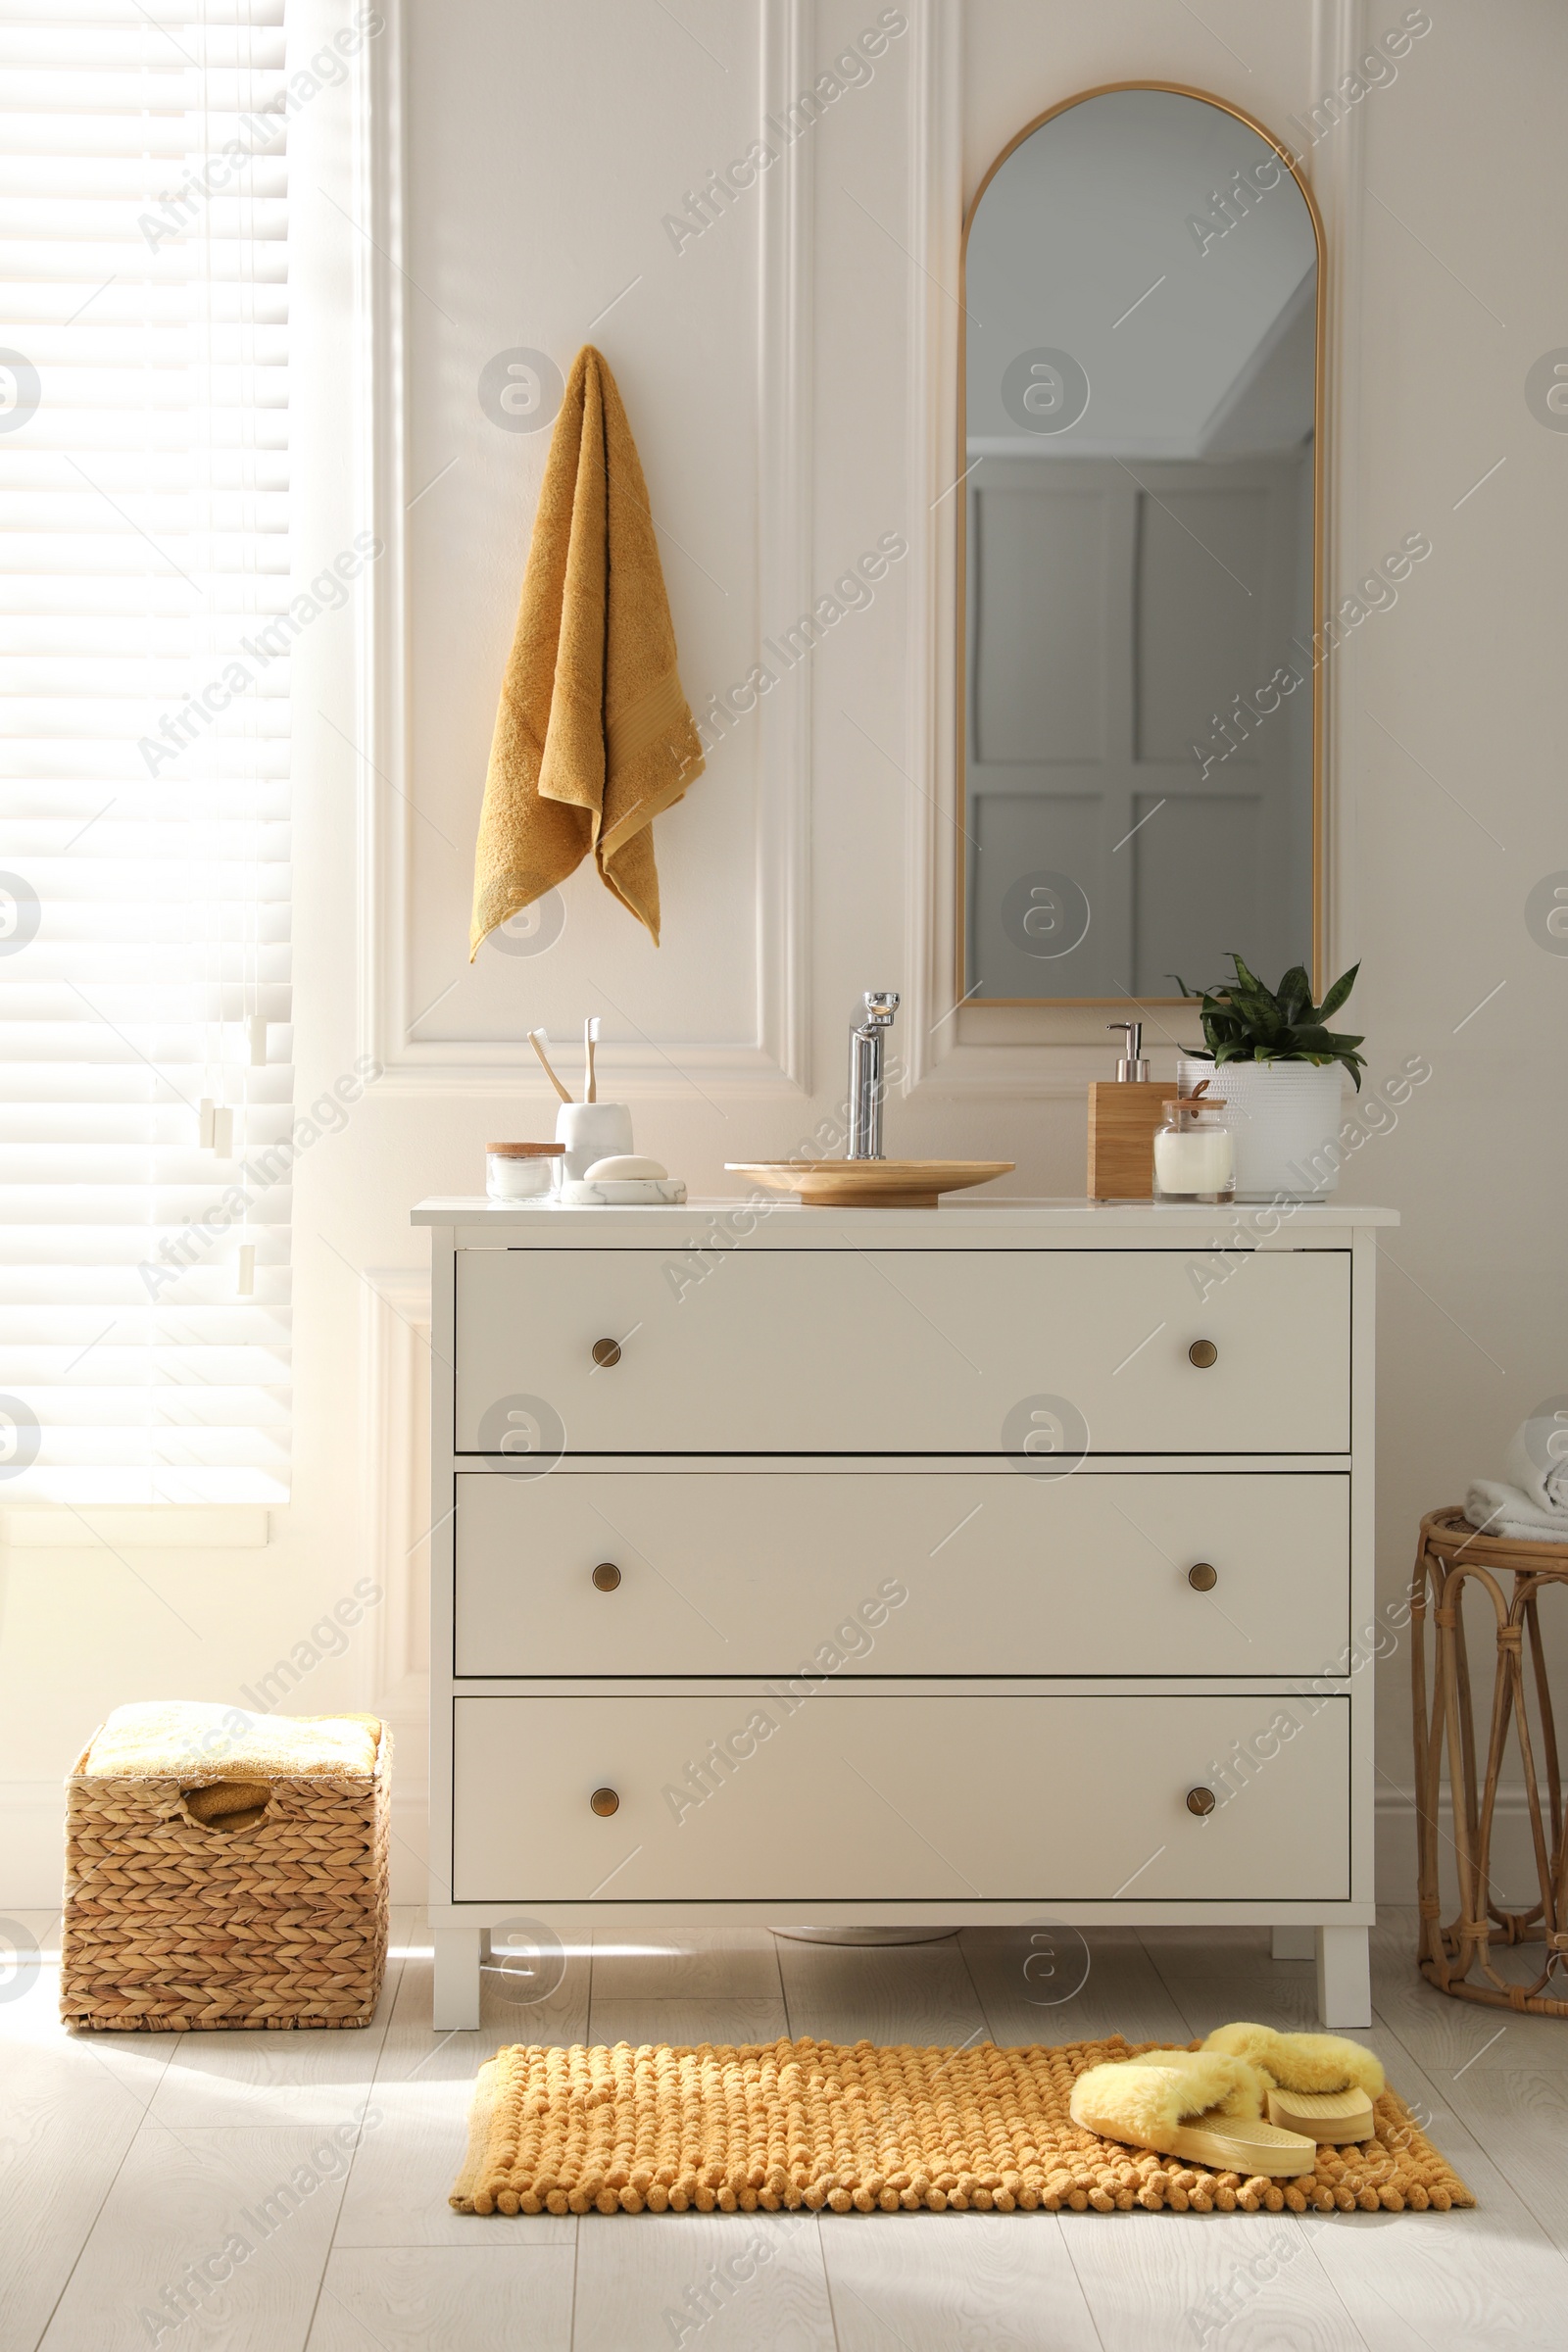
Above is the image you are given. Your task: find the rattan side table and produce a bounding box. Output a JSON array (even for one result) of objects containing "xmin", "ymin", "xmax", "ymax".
[{"xmin": 1412, "ymin": 1504, "xmax": 1568, "ymax": 2017}]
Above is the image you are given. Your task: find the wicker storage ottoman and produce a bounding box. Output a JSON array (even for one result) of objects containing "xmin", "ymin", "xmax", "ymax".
[{"xmin": 61, "ymin": 1701, "xmax": 391, "ymax": 2032}]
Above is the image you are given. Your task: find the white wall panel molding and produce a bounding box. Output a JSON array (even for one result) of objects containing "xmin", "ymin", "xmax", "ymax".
[
  {"xmin": 360, "ymin": 1262, "xmax": 431, "ymax": 1712},
  {"xmin": 1305, "ymin": 0, "xmax": 1366, "ymax": 986},
  {"xmin": 357, "ymin": 0, "xmax": 407, "ymax": 1090},
  {"xmin": 755, "ymin": 0, "xmax": 815, "ymax": 1100},
  {"xmin": 357, "ymin": 0, "xmax": 811, "ymax": 1100},
  {"xmin": 900, "ymin": 0, "xmax": 963, "ymax": 1096},
  {"xmin": 361, "ymin": 1257, "xmax": 432, "ymax": 1895}
]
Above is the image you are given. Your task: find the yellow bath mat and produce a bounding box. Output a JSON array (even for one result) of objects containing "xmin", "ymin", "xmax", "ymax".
[{"xmin": 450, "ymin": 2034, "xmax": 1473, "ymax": 2217}]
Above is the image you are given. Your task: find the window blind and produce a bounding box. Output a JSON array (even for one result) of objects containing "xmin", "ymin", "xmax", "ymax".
[{"xmin": 0, "ymin": 0, "xmax": 292, "ymax": 1504}]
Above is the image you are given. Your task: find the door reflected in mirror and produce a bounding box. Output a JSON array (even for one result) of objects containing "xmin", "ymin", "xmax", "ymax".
[{"xmin": 959, "ymin": 85, "xmax": 1321, "ymax": 1004}]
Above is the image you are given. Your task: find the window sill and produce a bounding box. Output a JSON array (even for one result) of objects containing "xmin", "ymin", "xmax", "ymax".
[{"xmin": 2, "ymin": 1507, "xmax": 271, "ymax": 1549}]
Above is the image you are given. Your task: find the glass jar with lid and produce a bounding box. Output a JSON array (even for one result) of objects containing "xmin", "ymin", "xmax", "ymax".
[
  {"xmin": 1152, "ymin": 1096, "xmax": 1233, "ymax": 1204},
  {"xmin": 485, "ymin": 1142, "xmax": 565, "ymax": 1200}
]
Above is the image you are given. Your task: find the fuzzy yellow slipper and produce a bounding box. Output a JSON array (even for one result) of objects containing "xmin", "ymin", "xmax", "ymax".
[
  {"xmin": 1202, "ymin": 2023, "xmax": 1384, "ymax": 2144},
  {"xmin": 1069, "ymin": 2048, "xmax": 1316, "ymax": 2179}
]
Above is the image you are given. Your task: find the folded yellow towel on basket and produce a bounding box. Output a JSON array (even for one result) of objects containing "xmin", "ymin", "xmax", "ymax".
[
  {"xmin": 81, "ymin": 1700, "xmax": 381, "ymax": 1780},
  {"xmin": 468, "ymin": 343, "xmax": 705, "ymax": 955}
]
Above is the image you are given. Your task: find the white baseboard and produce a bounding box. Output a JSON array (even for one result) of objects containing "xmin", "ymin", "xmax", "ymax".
[
  {"xmin": 1375, "ymin": 1783, "xmax": 1540, "ymax": 1910},
  {"xmin": 0, "ymin": 1783, "xmax": 68, "ymax": 1911},
  {"xmin": 388, "ymin": 1792, "xmax": 428, "ymax": 1903}
]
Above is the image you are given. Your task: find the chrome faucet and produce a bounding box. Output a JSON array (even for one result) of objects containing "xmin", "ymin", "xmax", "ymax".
[{"xmin": 847, "ymin": 990, "xmax": 900, "ymax": 1160}]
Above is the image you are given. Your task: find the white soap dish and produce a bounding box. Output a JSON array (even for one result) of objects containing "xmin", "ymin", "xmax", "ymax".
[{"xmin": 559, "ymin": 1176, "xmax": 687, "ymax": 1205}]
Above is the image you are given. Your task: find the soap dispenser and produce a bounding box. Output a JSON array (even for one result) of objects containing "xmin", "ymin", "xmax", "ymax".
[
  {"xmin": 1108, "ymin": 1020, "xmax": 1150, "ymax": 1082},
  {"xmin": 1087, "ymin": 1019, "xmax": 1167, "ymax": 1200}
]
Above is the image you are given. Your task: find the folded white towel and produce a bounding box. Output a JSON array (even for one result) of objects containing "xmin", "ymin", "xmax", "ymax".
[
  {"xmin": 1505, "ymin": 1409, "xmax": 1568, "ymax": 1514},
  {"xmin": 1464, "ymin": 1479, "xmax": 1568, "ymax": 1544}
]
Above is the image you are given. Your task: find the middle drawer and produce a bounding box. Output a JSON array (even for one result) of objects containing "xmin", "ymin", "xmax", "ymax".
[{"xmin": 453, "ymin": 1470, "xmax": 1348, "ymax": 1678}]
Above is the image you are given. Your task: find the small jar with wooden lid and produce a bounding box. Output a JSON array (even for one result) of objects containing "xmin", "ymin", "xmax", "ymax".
[
  {"xmin": 485, "ymin": 1142, "xmax": 565, "ymax": 1200},
  {"xmin": 1152, "ymin": 1098, "xmax": 1234, "ymax": 1204}
]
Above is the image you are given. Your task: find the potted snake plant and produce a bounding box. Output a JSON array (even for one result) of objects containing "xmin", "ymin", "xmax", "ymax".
[{"xmin": 1171, "ymin": 956, "xmax": 1365, "ymax": 1201}]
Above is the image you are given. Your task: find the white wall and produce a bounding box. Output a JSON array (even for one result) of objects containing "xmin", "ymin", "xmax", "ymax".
[{"xmin": 5, "ymin": 0, "xmax": 1565, "ymax": 1907}]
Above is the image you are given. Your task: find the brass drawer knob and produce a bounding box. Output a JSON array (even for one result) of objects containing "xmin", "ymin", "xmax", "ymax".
[
  {"xmin": 590, "ymin": 1787, "xmax": 620, "ymax": 1817},
  {"xmin": 592, "ymin": 1561, "xmax": 621, "ymax": 1592},
  {"xmin": 591, "ymin": 1337, "xmax": 622, "ymax": 1368},
  {"xmin": 1188, "ymin": 1339, "xmax": 1218, "ymax": 1368},
  {"xmin": 1187, "ymin": 1561, "xmax": 1217, "ymax": 1592},
  {"xmin": 1186, "ymin": 1786, "xmax": 1216, "ymax": 1817}
]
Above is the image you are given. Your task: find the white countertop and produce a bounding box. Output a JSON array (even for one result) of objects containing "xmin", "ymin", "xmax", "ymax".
[{"xmin": 412, "ymin": 1195, "xmax": 1398, "ymax": 1230}]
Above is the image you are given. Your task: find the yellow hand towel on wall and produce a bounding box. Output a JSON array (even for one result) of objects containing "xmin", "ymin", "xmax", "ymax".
[{"xmin": 468, "ymin": 344, "xmax": 705, "ymax": 955}]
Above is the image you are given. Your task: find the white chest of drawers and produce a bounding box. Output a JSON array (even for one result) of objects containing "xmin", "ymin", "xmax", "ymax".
[{"xmin": 413, "ymin": 1196, "xmax": 1395, "ymax": 2031}]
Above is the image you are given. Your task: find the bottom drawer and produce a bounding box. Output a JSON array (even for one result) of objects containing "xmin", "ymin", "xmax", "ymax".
[{"xmin": 451, "ymin": 1692, "xmax": 1348, "ymax": 1903}]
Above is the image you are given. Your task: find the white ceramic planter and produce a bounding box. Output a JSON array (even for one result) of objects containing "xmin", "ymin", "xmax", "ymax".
[{"xmin": 1178, "ymin": 1057, "xmax": 1345, "ymax": 1201}]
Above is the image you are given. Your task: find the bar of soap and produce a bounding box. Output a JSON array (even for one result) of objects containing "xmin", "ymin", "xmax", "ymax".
[{"xmin": 583, "ymin": 1154, "xmax": 668, "ymax": 1181}]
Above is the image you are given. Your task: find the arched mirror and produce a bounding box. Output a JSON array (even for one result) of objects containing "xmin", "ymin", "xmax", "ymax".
[{"xmin": 959, "ymin": 84, "xmax": 1321, "ymax": 1005}]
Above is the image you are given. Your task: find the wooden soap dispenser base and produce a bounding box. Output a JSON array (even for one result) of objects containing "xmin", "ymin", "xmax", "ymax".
[{"xmin": 1087, "ymin": 1021, "xmax": 1167, "ymax": 1200}]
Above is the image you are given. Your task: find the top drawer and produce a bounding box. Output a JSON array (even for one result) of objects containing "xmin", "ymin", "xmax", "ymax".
[{"xmin": 453, "ymin": 1247, "xmax": 1349, "ymax": 1455}]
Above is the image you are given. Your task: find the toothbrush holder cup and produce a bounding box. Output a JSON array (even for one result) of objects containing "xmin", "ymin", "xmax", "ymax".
[{"xmin": 556, "ymin": 1101, "xmax": 634, "ymax": 1180}]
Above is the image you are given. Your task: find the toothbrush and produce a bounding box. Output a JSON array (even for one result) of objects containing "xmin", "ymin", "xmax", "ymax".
[
  {"xmin": 584, "ymin": 1015, "xmax": 600, "ymax": 1104},
  {"xmin": 526, "ymin": 1029, "xmax": 572, "ymax": 1104}
]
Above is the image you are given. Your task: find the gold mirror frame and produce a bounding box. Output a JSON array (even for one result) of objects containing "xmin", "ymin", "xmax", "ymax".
[{"xmin": 956, "ymin": 81, "xmax": 1326, "ymax": 1008}]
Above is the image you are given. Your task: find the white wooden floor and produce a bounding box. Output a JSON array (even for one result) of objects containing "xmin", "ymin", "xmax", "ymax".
[{"xmin": 4, "ymin": 1906, "xmax": 1566, "ymax": 2351}]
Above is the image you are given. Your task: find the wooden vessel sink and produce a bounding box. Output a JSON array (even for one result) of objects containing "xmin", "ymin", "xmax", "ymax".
[{"xmin": 726, "ymin": 1159, "xmax": 1014, "ymax": 1208}]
